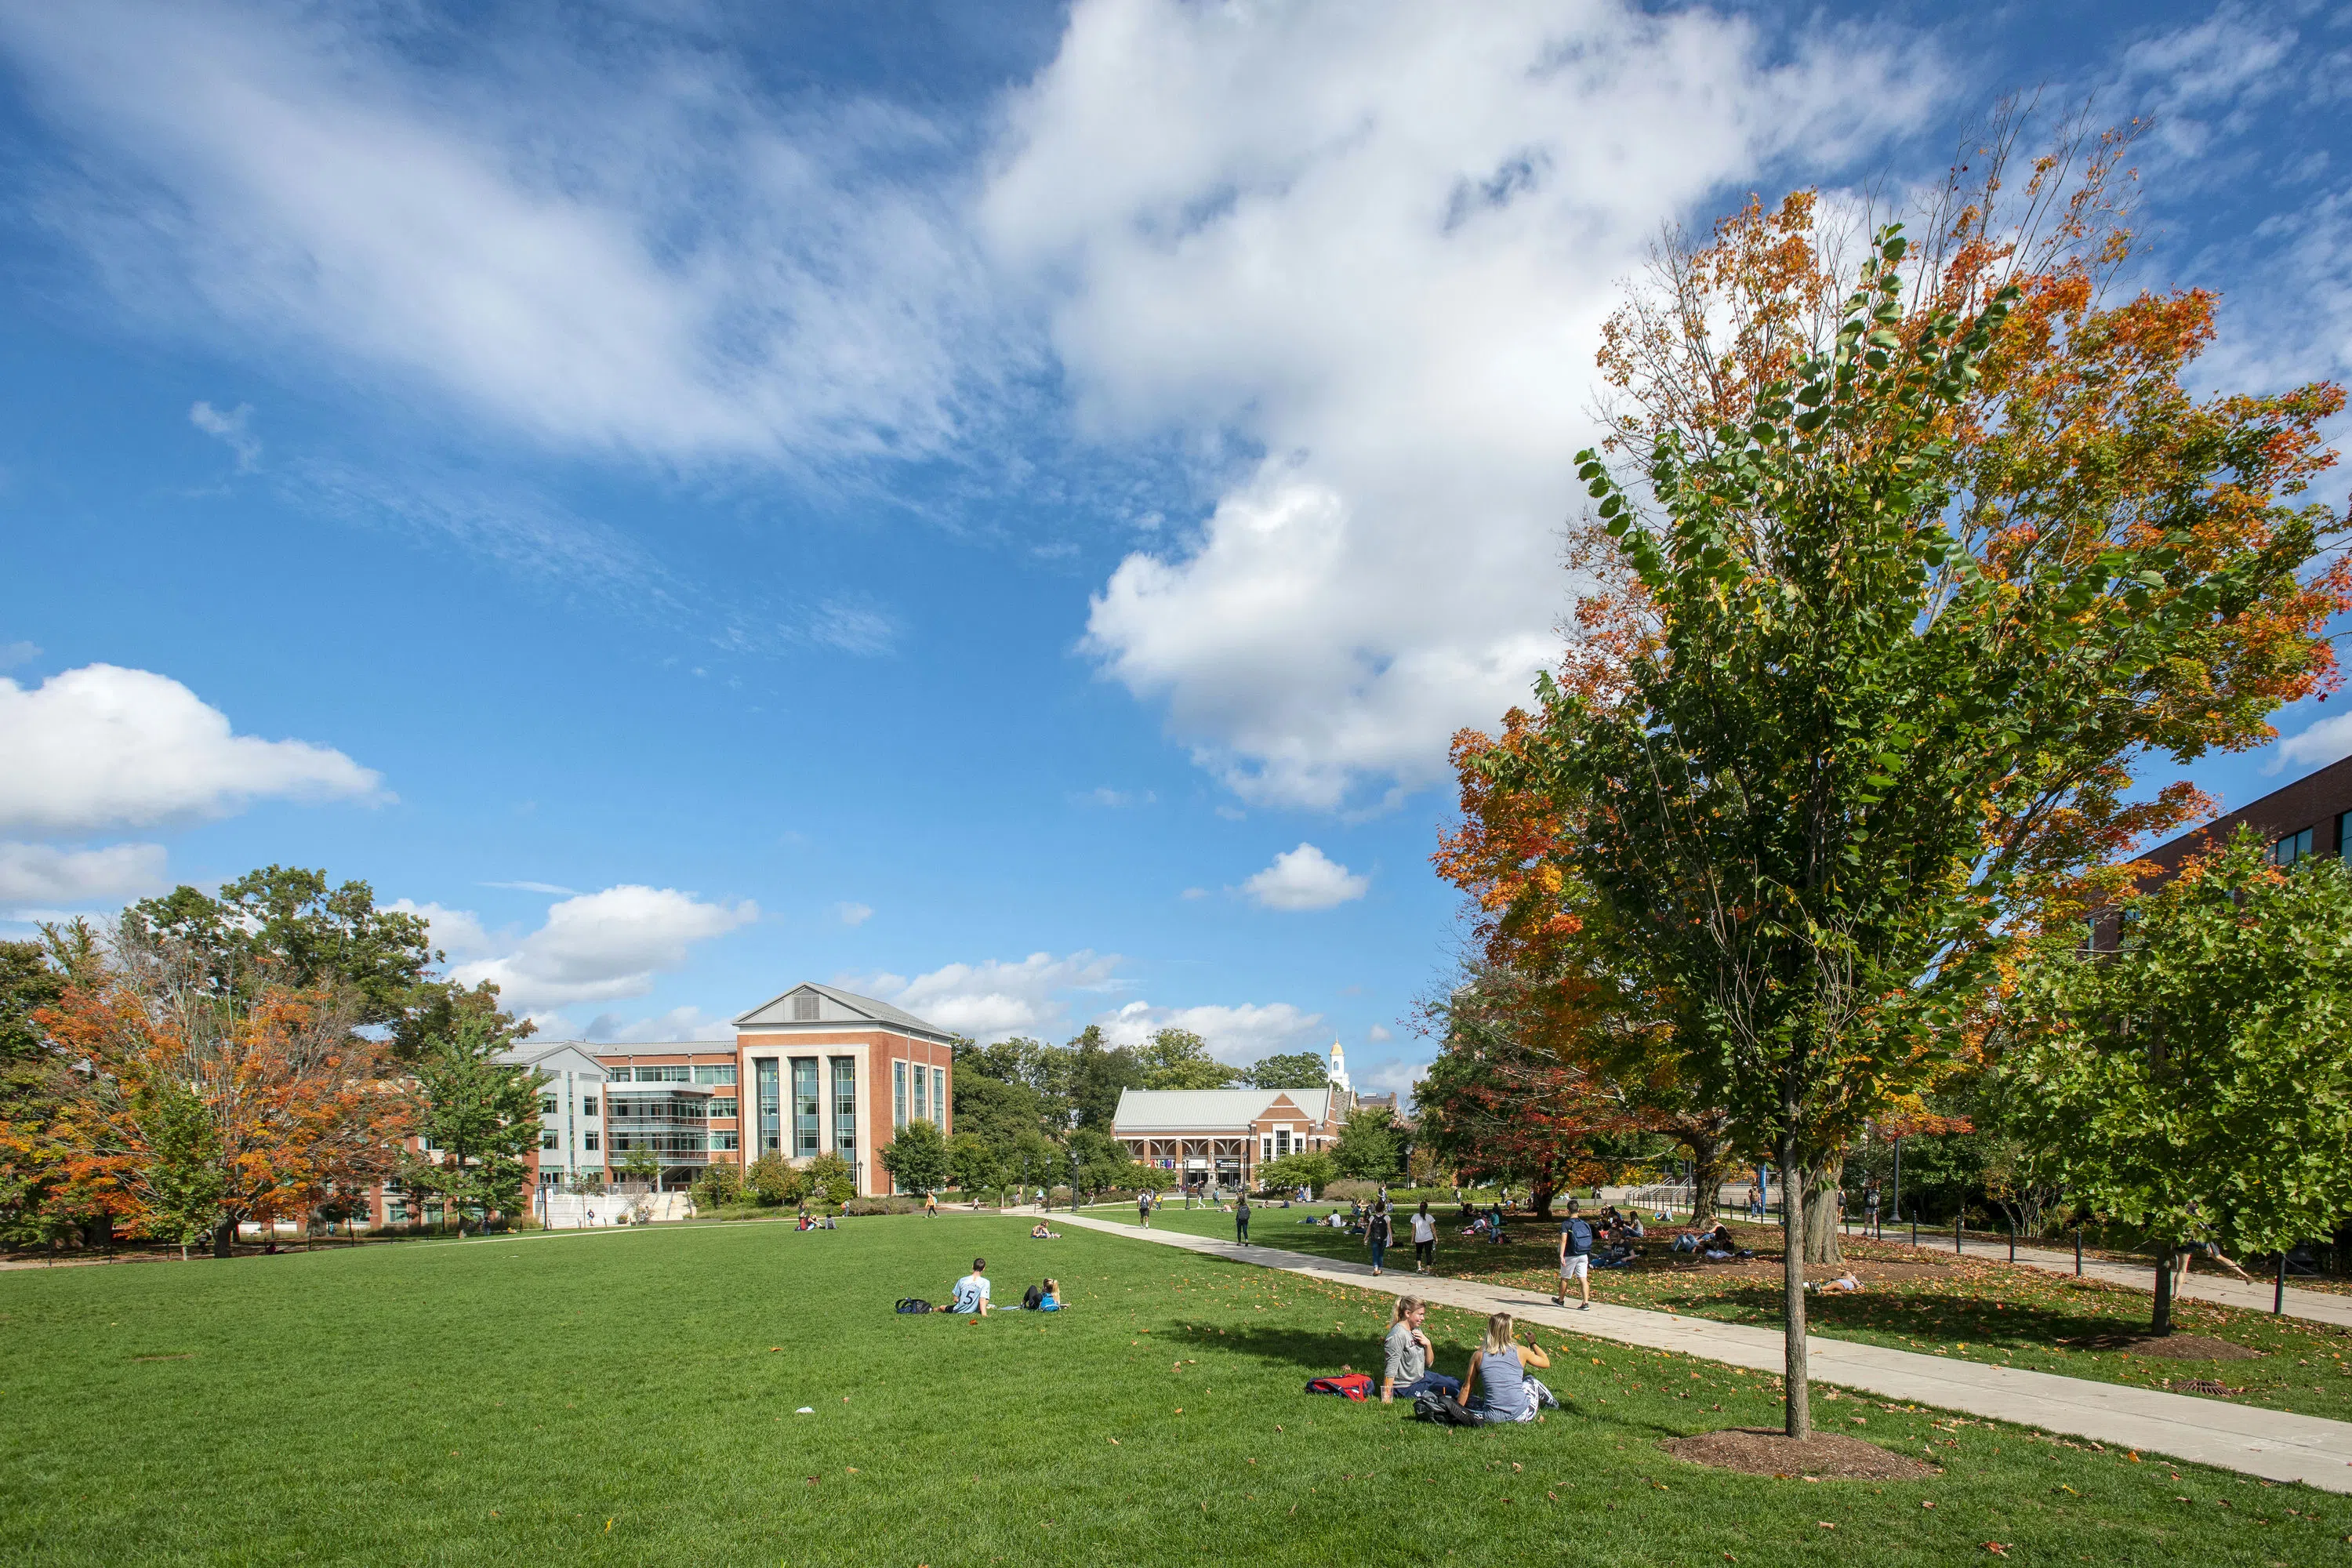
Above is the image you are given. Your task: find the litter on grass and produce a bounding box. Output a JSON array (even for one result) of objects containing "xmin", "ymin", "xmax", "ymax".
[{"xmin": 796, "ymin": 1406, "xmax": 815, "ymax": 1414}]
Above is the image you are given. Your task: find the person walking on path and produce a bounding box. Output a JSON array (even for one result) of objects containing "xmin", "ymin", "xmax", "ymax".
[
  {"xmin": 1454, "ymin": 1312, "xmax": 1553, "ymax": 1423},
  {"xmin": 1378, "ymin": 1297, "xmax": 1461, "ymax": 1404},
  {"xmin": 1138, "ymin": 1189, "xmax": 1154, "ymax": 1229},
  {"xmin": 1410, "ymin": 1200, "xmax": 1436, "ymax": 1273},
  {"xmin": 1367, "ymin": 1200, "xmax": 1393, "ymax": 1276},
  {"xmin": 1555, "ymin": 1199, "xmax": 1594, "ymax": 1310},
  {"xmin": 1234, "ymin": 1191, "xmax": 1251, "ymax": 1245}
]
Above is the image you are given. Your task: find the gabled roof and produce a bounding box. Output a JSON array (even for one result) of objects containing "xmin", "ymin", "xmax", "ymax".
[
  {"xmin": 1110, "ymin": 1086, "xmax": 1338, "ymax": 1133},
  {"xmin": 732, "ymin": 982, "xmax": 953, "ymax": 1043},
  {"xmin": 494, "ymin": 1040, "xmax": 609, "ymax": 1078}
]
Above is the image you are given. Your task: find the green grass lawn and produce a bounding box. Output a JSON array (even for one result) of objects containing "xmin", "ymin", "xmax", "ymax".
[
  {"xmin": 1131, "ymin": 1203, "xmax": 2352, "ymax": 1424},
  {"xmin": 2, "ymin": 1214, "xmax": 2344, "ymax": 1566}
]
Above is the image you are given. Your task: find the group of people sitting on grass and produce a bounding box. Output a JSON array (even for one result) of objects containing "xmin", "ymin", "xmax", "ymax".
[
  {"xmin": 1377, "ymin": 1297, "xmax": 1557, "ymax": 1423},
  {"xmin": 946, "ymin": 1257, "xmax": 1061, "ymax": 1316},
  {"xmin": 1670, "ymin": 1221, "xmax": 1756, "ymax": 1261}
]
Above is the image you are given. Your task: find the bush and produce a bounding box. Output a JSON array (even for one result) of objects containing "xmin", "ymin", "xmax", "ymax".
[
  {"xmin": 842, "ymin": 1196, "xmax": 923, "ymax": 1216},
  {"xmin": 1323, "ymin": 1179, "xmax": 1383, "ymax": 1205},
  {"xmin": 746, "ymin": 1154, "xmax": 804, "ymax": 1207},
  {"xmin": 692, "ymin": 1163, "xmax": 746, "ymax": 1212}
]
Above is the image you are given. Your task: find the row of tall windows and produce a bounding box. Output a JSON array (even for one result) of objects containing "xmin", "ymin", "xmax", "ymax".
[
  {"xmin": 757, "ymin": 1058, "xmax": 782, "ymax": 1154},
  {"xmin": 833, "ymin": 1057, "xmax": 857, "ymax": 1161},
  {"xmin": 895, "ymin": 1061, "xmax": 908, "ymax": 1129}
]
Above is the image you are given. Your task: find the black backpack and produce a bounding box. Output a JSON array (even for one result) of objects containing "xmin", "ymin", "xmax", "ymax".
[
  {"xmin": 1412, "ymin": 1388, "xmax": 1483, "ymax": 1426},
  {"xmin": 1022, "ymin": 1283, "xmax": 1044, "ymax": 1311},
  {"xmin": 895, "ymin": 1298, "xmax": 934, "ymax": 1314},
  {"xmin": 1566, "ymin": 1218, "xmax": 1593, "ymax": 1256}
]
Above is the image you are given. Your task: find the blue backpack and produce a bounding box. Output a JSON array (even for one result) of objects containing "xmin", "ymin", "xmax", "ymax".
[{"xmin": 1565, "ymin": 1218, "xmax": 1593, "ymax": 1257}]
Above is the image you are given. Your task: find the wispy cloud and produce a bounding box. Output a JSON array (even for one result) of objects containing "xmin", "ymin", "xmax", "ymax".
[{"xmin": 189, "ymin": 399, "xmax": 259, "ymax": 469}]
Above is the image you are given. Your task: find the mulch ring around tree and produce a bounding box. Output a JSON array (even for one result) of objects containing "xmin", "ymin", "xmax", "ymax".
[
  {"xmin": 2064, "ymin": 1331, "xmax": 2259, "ymax": 1361},
  {"xmin": 1660, "ymin": 1427, "xmax": 1937, "ymax": 1481}
]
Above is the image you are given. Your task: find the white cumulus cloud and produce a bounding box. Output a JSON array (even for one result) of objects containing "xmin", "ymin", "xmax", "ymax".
[
  {"xmin": 990, "ymin": 0, "xmax": 1938, "ymax": 809},
  {"xmin": 1241, "ymin": 843, "xmax": 1369, "ymax": 911},
  {"xmin": 0, "ymin": 664, "xmax": 383, "ymax": 836},
  {"xmin": 833, "ymin": 901, "xmax": 875, "ymax": 927},
  {"xmin": 0, "ymin": 841, "xmax": 169, "ymax": 909},
  {"xmin": 452, "ymin": 884, "xmax": 758, "ymax": 1010},
  {"xmin": 1096, "ymin": 999, "xmax": 1327, "ymax": 1065},
  {"xmin": 856, "ymin": 950, "xmax": 1124, "ymax": 1041},
  {"xmin": 2273, "ymin": 710, "xmax": 2352, "ymax": 772},
  {"xmin": 583, "ymin": 1005, "xmax": 736, "ymax": 1044},
  {"xmin": 383, "ymin": 898, "xmax": 495, "ymax": 960}
]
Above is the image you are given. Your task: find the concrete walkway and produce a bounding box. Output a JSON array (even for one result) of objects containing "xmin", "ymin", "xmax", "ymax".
[
  {"xmin": 1055, "ymin": 1211, "xmax": 2352, "ymax": 1493},
  {"xmin": 1941, "ymin": 1232, "xmax": 2352, "ymax": 1328}
]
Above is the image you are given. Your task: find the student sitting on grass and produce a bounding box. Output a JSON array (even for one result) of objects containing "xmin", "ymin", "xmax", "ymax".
[
  {"xmin": 1030, "ymin": 1221, "xmax": 1061, "ymax": 1239},
  {"xmin": 1452, "ymin": 1312, "xmax": 1553, "ymax": 1423},
  {"xmin": 950, "ymin": 1258, "xmax": 993, "ymax": 1316},
  {"xmin": 1378, "ymin": 1297, "xmax": 1461, "ymax": 1404}
]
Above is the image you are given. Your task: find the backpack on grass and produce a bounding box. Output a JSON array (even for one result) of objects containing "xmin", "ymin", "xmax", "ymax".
[
  {"xmin": 895, "ymin": 1298, "xmax": 934, "ymax": 1314},
  {"xmin": 1305, "ymin": 1374, "xmax": 1374, "ymax": 1401},
  {"xmin": 1411, "ymin": 1388, "xmax": 1483, "ymax": 1426}
]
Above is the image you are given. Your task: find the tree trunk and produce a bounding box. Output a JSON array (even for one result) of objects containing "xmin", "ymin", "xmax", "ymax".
[
  {"xmin": 1529, "ymin": 1179, "xmax": 1556, "ymax": 1220},
  {"xmin": 212, "ymin": 1218, "xmax": 237, "ymax": 1258},
  {"xmin": 2151, "ymin": 1246, "xmax": 2176, "ymax": 1336},
  {"xmin": 1780, "ymin": 1130, "xmax": 1811, "ymax": 1440},
  {"xmin": 1802, "ymin": 1155, "xmax": 1843, "ymax": 1265},
  {"xmin": 1686, "ymin": 1138, "xmax": 1722, "ymax": 1224}
]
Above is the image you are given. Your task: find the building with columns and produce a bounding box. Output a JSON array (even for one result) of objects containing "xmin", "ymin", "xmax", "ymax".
[
  {"xmin": 1112, "ymin": 1040, "xmax": 1395, "ymax": 1189},
  {"xmin": 729, "ymin": 982, "xmax": 953, "ymax": 1196}
]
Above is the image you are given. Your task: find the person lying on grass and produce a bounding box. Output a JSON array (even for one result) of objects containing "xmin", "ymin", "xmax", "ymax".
[
  {"xmin": 1453, "ymin": 1312, "xmax": 1553, "ymax": 1423},
  {"xmin": 950, "ymin": 1258, "xmax": 993, "ymax": 1316},
  {"xmin": 1379, "ymin": 1297, "xmax": 1460, "ymax": 1405}
]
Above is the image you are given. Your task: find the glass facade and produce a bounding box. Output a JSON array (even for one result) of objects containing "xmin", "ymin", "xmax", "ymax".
[
  {"xmin": 831, "ymin": 1057, "xmax": 857, "ymax": 1164},
  {"xmin": 913, "ymin": 1062, "xmax": 927, "ymax": 1123},
  {"xmin": 633, "ymin": 1065, "xmax": 690, "ymax": 1083},
  {"xmin": 792, "ymin": 1058, "xmax": 820, "ymax": 1156},
  {"xmin": 756, "ymin": 1058, "xmax": 782, "ymax": 1153},
  {"xmin": 894, "ymin": 1061, "xmax": 907, "ymax": 1128},
  {"xmin": 932, "ymin": 1066, "xmax": 946, "ymax": 1127},
  {"xmin": 2275, "ymin": 827, "xmax": 2316, "ymax": 866},
  {"xmin": 710, "ymin": 1097, "xmax": 738, "ymax": 1119},
  {"xmin": 694, "ymin": 1064, "xmax": 737, "ymax": 1085}
]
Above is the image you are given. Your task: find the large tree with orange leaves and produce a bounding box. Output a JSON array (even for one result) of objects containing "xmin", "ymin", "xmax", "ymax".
[
  {"xmin": 1465, "ymin": 114, "xmax": 2346, "ymax": 1439},
  {"xmin": 43, "ymin": 946, "xmax": 412, "ymax": 1258}
]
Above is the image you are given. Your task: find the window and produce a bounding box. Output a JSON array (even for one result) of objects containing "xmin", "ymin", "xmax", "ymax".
[
  {"xmin": 710, "ymin": 1131, "xmax": 740, "ymax": 1152},
  {"xmin": 636, "ymin": 1065, "xmax": 690, "ymax": 1083},
  {"xmin": 792, "ymin": 1058, "xmax": 820, "ymax": 1156},
  {"xmin": 894, "ymin": 1061, "xmax": 908, "ymax": 1128},
  {"xmin": 832, "ymin": 1057, "xmax": 857, "ymax": 1159},
  {"xmin": 913, "ymin": 1062, "xmax": 927, "ymax": 1123},
  {"xmin": 793, "ymin": 990, "xmax": 820, "ymax": 1022},
  {"xmin": 1261, "ymin": 1137, "xmax": 1272, "ymax": 1161},
  {"xmin": 2274, "ymin": 827, "xmax": 2315, "ymax": 866},
  {"xmin": 540, "ymin": 1096, "xmax": 558, "ymax": 1116},
  {"xmin": 709, "ymin": 1098, "xmax": 738, "ymax": 1119},
  {"xmin": 582, "ymin": 1096, "xmax": 598, "ymax": 1117},
  {"xmin": 694, "ymin": 1064, "xmax": 737, "ymax": 1085},
  {"xmin": 541, "ymin": 1131, "xmax": 558, "ymax": 1150},
  {"xmin": 757, "ymin": 1058, "xmax": 782, "ymax": 1153},
  {"xmin": 2340, "ymin": 811, "xmax": 2352, "ymax": 858},
  {"xmin": 932, "ymin": 1066, "xmax": 946, "ymax": 1128},
  {"xmin": 1276, "ymin": 1128, "xmax": 1290, "ymax": 1157},
  {"xmin": 583, "ymin": 1131, "xmax": 601, "ymax": 1152}
]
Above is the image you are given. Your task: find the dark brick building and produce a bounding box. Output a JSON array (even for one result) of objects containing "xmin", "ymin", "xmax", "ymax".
[{"xmin": 2092, "ymin": 753, "xmax": 2352, "ymax": 948}]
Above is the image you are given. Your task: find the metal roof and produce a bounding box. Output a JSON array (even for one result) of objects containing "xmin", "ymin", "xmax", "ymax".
[
  {"xmin": 1110, "ymin": 1087, "xmax": 1337, "ymax": 1132},
  {"xmin": 493, "ymin": 1040, "xmax": 610, "ymax": 1077},
  {"xmin": 732, "ymin": 982, "xmax": 952, "ymax": 1041}
]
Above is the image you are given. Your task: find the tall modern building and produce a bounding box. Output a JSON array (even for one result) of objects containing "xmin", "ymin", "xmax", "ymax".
[
  {"xmin": 729, "ymin": 982, "xmax": 954, "ymax": 1196},
  {"xmin": 2092, "ymin": 752, "xmax": 2352, "ymax": 948}
]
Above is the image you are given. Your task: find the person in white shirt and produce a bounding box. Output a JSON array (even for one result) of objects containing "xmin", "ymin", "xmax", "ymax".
[
  {"xmin": 950, "ymin": 1258, "xmax": 993, "ymax": 1316},
  {"xmin": 1410, "ymin": 1200, "xmax": 1438, "ymax": 1273}
]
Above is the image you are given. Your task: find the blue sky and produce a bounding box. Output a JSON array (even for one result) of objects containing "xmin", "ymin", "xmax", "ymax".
[{"xmin": 0, "ymin": 1, "xmax": 2346, "ymax": 1096}]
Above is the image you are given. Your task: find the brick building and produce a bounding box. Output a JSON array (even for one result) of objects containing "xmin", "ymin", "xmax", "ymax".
[{"xmin": 2093, "ymin": 752, "xmax": 2352, "ymax": 947}]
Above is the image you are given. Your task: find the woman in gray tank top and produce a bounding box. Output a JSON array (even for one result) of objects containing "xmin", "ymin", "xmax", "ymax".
[{"xmin": 1454, "ymin": 1312, "xmax": 1552, "ymax": 1423}]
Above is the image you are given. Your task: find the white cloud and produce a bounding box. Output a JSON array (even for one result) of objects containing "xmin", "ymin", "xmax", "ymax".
[
  {"xmin": 0, "ymin": 642, "xmax": 39, "ymax": 671},
  {"xmin": 858, "ymin": 950, "xmax": 1123, "ymax": 1040},
  {"xmin": 1367, "ymin": 1024, "xmax": 1392, "ymax": 1042},
  {"xmin": 452, "ymin": 884, "xmax": 757, "ymax": 1010},
  {"xmin": 1082, "ymin": 787, "xmax": 1156, "ymax": 808},
  {"xmin": 833, "ymin": 902, "xmax": 875, "ymax": 927},
  {"xmin": 482, "ymin": 880, "xmax": 578, "ymax": 896},
  {"xmin": 383, "ymin": 898, "xmax": 495, "ymax": 960},
  {"xmin": 0, "ymin": 841, "xmax": 168, "ymax": 909},
  {"xmin": 0, "ymin": 2, "xmax": 993, "ymax": 464},
  {"xmin": 583, "ymin": 1005, "xmax": 735, "ymax": 1044},
  {"xmin": 189, "ymin": 399, "xmax": 260, "ymax": 469},
  {"xmin": 0, "ymin": 664, "xmax": 383, "ymax": 836},
  {"xmin": 989, "ymin": 1, "xmax": 1938, "ymax": 808},
  {"xmin": 1241, "ymin": 843, "xmax": 1369, "ymax": 911},
  {"xmin": 2273, "ymin": 710, "xmax": 2352, "ymax": 771},
  {"xmin": 1358, "ymin": 1057, "xmax": 1429, "ymax": 1098},
  {"xmin": 1096, "ymin": 998, "xmax": 1327, "ymax": 1064}
]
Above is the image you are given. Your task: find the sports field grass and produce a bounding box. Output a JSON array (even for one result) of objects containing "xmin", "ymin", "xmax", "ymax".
[
  {"xmin": 1135, "ymin": 1203, "xmax": 2352, "ymax": 1424},
  {"xmin": 2, "ymin": 1214, "xmax": 2344, "ymax": 1565}
]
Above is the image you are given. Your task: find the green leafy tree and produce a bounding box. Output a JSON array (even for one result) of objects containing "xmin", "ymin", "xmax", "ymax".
[
  {"xmin": 947, "ymin": 1134, "xmax": 997, "ymax": 1199},
  {"xmin": 949, "ymin": 1065, "xmax": 1050, "ymax": 1146},
  {"xmin": 1330, "ymin": 1107, "xmax": 1403, "ymax": 1181},
  {"xmin": 879, "ymin": 1117, "xmax": 952, "ymax": 1195},
  {"xmin": 123, "ymin": 868, "xmax": 438, "ymax": 1026},
  {"xmin": 2003, "ymin": 831, "xmax": 2352, "ymax": 1332},
  {"xmin": 745, "ymin": 1152, "xmax": 801, "ymax": 1206},
  {"xmin": 0, "ymin": 935, "xmax": 71, "ymax": 1247},
  {"xmin": 1065, "ymin": 1126, "xmax": 1130, "ymax": 1200},
  {"xmin": 954, "ymin": 1036, "xmax": 1076, "ymax": 1131},
  {"xmin": 1505, "ymin": 194, "xmax": 2343, "ymax": 1437},
  {"xmin": 1126, "ymin": 1161, "xmax": 1178, "ymax": 1194},
  {"xmin": 1247, "ymin": 1052, "xmax": 1330, "ymax": 1090},
  {"xmin": 407, "ymin": 1014, "xmax": 546, "ymax": 1232},
  {"xmin": 1137, "ymin": 1029, "xmax": 1241, "ymax": 1091},
  {"xmin": 1070, "ymin": 1027, "xmax": 1144, "ymax": 1131},
  {"xmin": 691, "ymin": 1162, "xmax": 745, "ymax": 1211},
  {"xmin": 804, "ymin": 1151, "xmax": 855, "ymax": 1205},
  {"xmin": 138, "ymin": 1076, "xmax": 226, "ymax": 1261},
  {"xmin": 614, "ymin": 1145, "xmax": 661, "ymax": 1191},
  {"xmin": 1258, "ymin": 1150, "xmax": 1337, "ymax": 1196}
]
